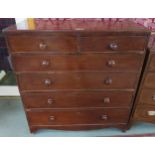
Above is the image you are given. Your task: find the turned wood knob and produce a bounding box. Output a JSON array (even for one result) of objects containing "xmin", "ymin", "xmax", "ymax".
[
  {"xmin": 104, "ymin": 78, "xmax": 112, "ymax": 85},
  {"xmin": 103, "ymin": 97, "xmax": 110, "ymax": 103},
  {"xmin": 152, "ymin": 95, "xmax": 155, "ymax": 101},
  {"xmin": 47, "ymin": 98, "xmax": 54, "ymax": 105},
  {"xmin": 44, "ymin": 79, "xmax": 52, "ymax": 85},
  {"xmin": 109, "ymin": 42, "xmax": 118, "ymax": 50},
  {"xmin": 39, "ymin": 42, "xmax": 47, "ymax": 50},
  {"xmin": 101, "ymin": 115, "xmax": 108, "ymax": 120},
  {"xmin": 41, "ymin": 60, "xmax": 49, "ymax": 66},
  {"xmin": 49, "ymin": 116, "xmax": 55, "ymax": 121},
  {"xmin": 107, "ymin": 60, "xmax": 116, "ymax": 67}
]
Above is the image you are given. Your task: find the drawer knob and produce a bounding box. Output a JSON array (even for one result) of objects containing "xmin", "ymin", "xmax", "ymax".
[
  {"xmin": 103, "ymin": 97, "xmax": 110, "ymax": 103},
  {"xmin": 39, "ymin": 43, "xmax": 47, "ymax": 50},
  {"xmin": 41, "ymin": 60, "xmax": 49, "ymax": 66},
  {"xmin": 49, "ymin": 116, "xmax": 55, "ymax": 121},
  {"xmin": 44, "ymin": 79, "xmax": 52, "ymax": 85},
  {"xmin": 152, "ymin": 95, "xmax": 155, "ymax": 101},
  {"xmin": 101, "ymin": 115, "xmax": 108, "ymax": 120},
  {"xmin": 104, "ymin": 78, "xmax": 112, "ymax": 85},
  {"xmin": 109, "ymin": 42, "xmax": 118, "ymax": 50},
  {"xmin": 107, "ymin": 60, "xmax": 116, "ymax": 67},
  {"xmin": 47, "ymin": 98, "xmax": 54, "ymax": 105}
]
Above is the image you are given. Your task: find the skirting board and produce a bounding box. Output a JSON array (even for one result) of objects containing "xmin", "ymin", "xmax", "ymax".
[{"xmin": 0, "ymin": 86, "xmax": 20, "ymax": 96}]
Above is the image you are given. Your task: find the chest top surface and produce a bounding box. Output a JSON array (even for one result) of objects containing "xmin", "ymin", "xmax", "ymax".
[{"xmin": 3, "ymin": 20, "xmax": 150, "ymax": 35}]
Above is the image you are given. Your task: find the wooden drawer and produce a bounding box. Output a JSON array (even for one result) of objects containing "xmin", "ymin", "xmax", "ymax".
[
  {"xmin": 22, "ymin": 91, "xmax": 134, "ymax": 108},
  {"xmin": 139, "ymin": 89, "xmax": 155, "ymax": 106},
  {"xmin": 80, "ymin": 36, "xmax": 146, "ymax": 52},
  {"xmin": 148, "ymin": 54, "xmax": 155, "ymax": 71},
  {"xmin": 8, "ymin": 35, "xmax": 146, "ymax": 53},
  {"xmin": 27, "ymin": 108, "xmax": 130, "ymax": 125},
  {"xmin": 144, "ymin": 73, "xmax": 155, "ymax": 88},
  {"xmin": 7, "ymin": 34, "xmax": 77, "ymax": 53},
  {"xmin": 134, "ymin": 106, "xmax": 155, "ymax": 123},
  {"xmin": 18, "ymin": 72, "xmax": 138, "ymax": 91},
  {"xmin": 12, "ymin": 53, "xmax": 144, "ymax": 72}
]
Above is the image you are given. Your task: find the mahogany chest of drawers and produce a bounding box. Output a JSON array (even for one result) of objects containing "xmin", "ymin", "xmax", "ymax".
[
  {"xmin": 3, "ymin": 20, "xmax": 150, "ymax": 133},
  {"xmin": 134, "ymin": 46, "xmax": 155, "ymax": 123}
]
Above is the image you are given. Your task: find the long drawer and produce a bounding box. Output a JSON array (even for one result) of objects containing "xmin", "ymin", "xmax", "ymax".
[
  {"xmin": 139, "ymin": 89, "xmax": 155, "ymax": 106},
  {"xmin": 22, "ymin": 91, "xmax": 134, "ymax": 108},
  {"xmin": 27, "ymin": 108, "xmax": 130, "ymax": 125},
  {"xmin": 8, "ymin": 34, "xmax": 146, "ymax": 53},
  {"xmin": 12, "ymin": 53, "xmax": 144, "ymax": 72},
  {"xmin": 17, "ymin": 72, "xmax": 138, "ymax": 91},
  {"xmin": 148, "ymin": 54, "xmax": 155, "ymax": 71},
  {"xmin": 144, "ymin": 73, "xmax": 155, "ymax": 88},
  {"xmin": 134, "ymin": 106, "xmax": 155, "ymax": 123}
]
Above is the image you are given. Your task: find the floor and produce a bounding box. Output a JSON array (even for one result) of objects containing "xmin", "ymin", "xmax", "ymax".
[{"xmin": 0, "ymin": 97, "xmax": 155, "ymax": 137}]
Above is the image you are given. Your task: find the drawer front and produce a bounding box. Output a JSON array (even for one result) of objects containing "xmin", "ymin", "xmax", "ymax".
[
  {"xmin": 22, "ymin": 91, "xmax": 133, "ymax": 108},
  {"xmin": 144, "ymin": 73, "xmax": 155, "ymax": 88},
  {"xmin": 148, "ymin": 54, "xmax": 155, "ymax": 71},
  {"xmin": 27, "ymin": 108, "xmax": 130, "ymax": 125},
  {"xmin": 134, "ymin": 106, "xmax": 155, "ymax": 122},
  {"xmin": 12, "ymin": 53, "xmax": 144, "ymax": 72},
  {"xmin": 80, "ymin": 36, "xmax": 146, "ymax": 52},
  {"xmin": 139, "ymin": 89, "xmax": 155, "ymax": 106},
  {"xmin": 18, "ymin": 72, "xmax": 138, "ymax": 91},
  {"xmin": 8, "ymin": 34, "xmax": 77, "ymax": 53}
]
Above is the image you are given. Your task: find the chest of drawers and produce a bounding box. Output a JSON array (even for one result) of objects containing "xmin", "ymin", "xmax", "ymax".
[
  {"xmin": 3, "ymin": 20, "xmax": 150, "ymax": 133},
  {"xmin": 134, "ymin": 46, "xmax": 155, "ymax": 123}
]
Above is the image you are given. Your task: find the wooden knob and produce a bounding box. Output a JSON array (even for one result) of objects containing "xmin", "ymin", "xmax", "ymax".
[
  {"xmin": 49, "ymin": 116, "xmax": 55, "ymax": 121},
  {"xmin": 104, "ymin": 97, "xmax": 110, "ymax": 103},
  {"xmin": 104, "ymin": 78, "xmax": 112, "ymax": 85},
  {"xmin": 39, "ymin": 43, "xmax": 47, "ymax": 50},
  {"xmin": 107, "ymin": 60, "xmax": 116, "ymax": 67},
  {"xmin": 101, "ymin": 115, "xmax": 108, "ymax": 120},
  {"xmin": 47, "ymin": 98, "xmax": 53, "ymax": 105},
  {"xmin": 152, "ymin": 95, "xmax": 155, "ymax": 101},
  {"xmin": 41, "ymin": 60, "xmax": 49, "ymax": 66},
  {"xmin": 109, "ymin": 42, "xmax": 118, "ymax": 50},
  {"xmin": 44, "ymin": 79, "xmax": 52, "ymax": 85}
]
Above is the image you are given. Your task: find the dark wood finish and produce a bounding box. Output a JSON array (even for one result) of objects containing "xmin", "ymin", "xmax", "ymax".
[
  {"xmin": 12, "ymin": 53, "xmax": 144, "ymax": 72},
  {"xmin": 139, "ymin": 89, "xmax": 155, "ymax": 106},
  {"xmin": 21, "ymin": 91, "xmax": 134, "ymax": 108},
  {"xmin": 3, "ymin": 20, "xmax": 150, "ymax": 133},
  {"xmin": 148, "ymin": 54, "xmax": 155, "ymax": 71},
  {"xmin": 80, "ymin": 36, "xmax": 146, "ymax": 52},
  {"xmin": 134, "ymin": 106, "xmax": 155, "ymax": 123},
  {"xmin": 144, "ymin": 73, "xmax": 155, "ymax": 88},
  {"xmin": 133, "ymin": 47, "xmax": 155, "ymax": 124},
  {"xmin": 7, "ymin": 34, "xmax": 147, "ymax": 53},
  {"xmin": 17, "ymin": 72, "xmax": 138, "ymax": 91},
  {"xmin": 7, "ymin": 34, "xmax": 77, "ymax": 53},
  {"xmin": 27, "ymin": 108, "xmax": 130, "ymax": 125}
]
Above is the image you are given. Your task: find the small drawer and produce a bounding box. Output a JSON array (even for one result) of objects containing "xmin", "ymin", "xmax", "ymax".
[
  {"xmin": 18, "ymin": 72, "xmax": 138, "ymax": 91},
  {"xmin": 144, "ymin": 73, "xmax": 155, "ymax": 89},
  {"xmin": 148, "ymin": 54, "xmax": 155, "ymax": 71},
  {"xmin": 22, "ymin": 91, "xmax": 134, "ymax": 108},
  {"xmin": 80, "ymin": 36, "xmax": 146, "ymax": 52},
  {"xmin": 7, "ymin": 34, "xmax": 77, "ymax": 53},
  {"xmin": 12, "ymin": 53, "xmax": 144, "ymax": 72},
  {"xmin": 134, "ymin": 106, "xmax": 155, "ymax": 123},
  {"xmin": 139, "ymin": 89, "xmax": 155, "ymax": 106},
  {"xmin": 27, "ymin": 108, "xmax": 130, "ymax": 126}
]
